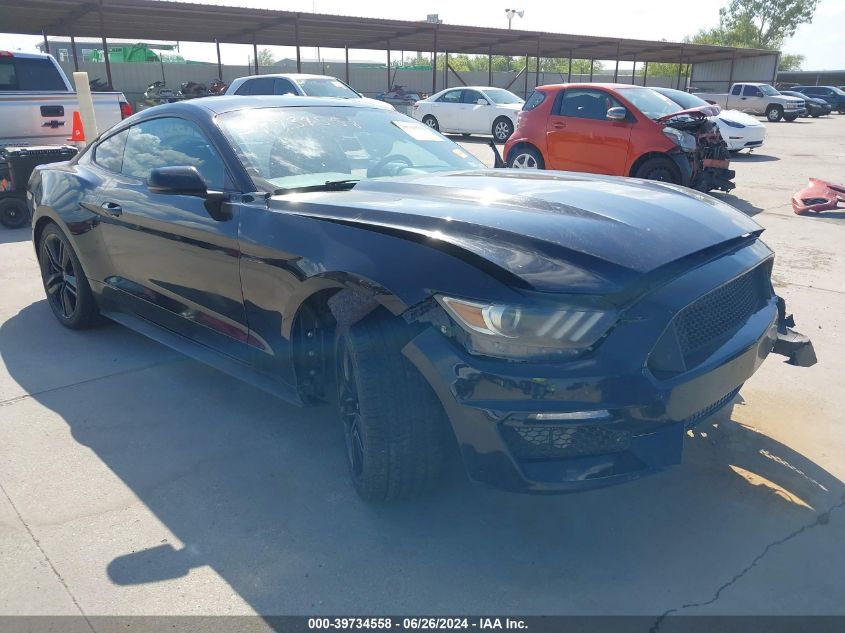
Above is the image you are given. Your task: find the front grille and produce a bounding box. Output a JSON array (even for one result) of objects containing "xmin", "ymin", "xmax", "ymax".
[
  {"xmin": 674, "ymin": 265, "xmax": 769, "ymax": 357},
  {"xmin": 681, "ymin": 387, "xmax": 741, "ymax": 429},
  {"xmin": 501, "ymin": 423, "xmax": 632, "ymax": 460}
]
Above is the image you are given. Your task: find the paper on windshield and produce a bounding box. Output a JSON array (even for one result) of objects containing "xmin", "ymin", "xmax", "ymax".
[{"xmin": 392, "ymin": 120, "xmax": 444, "ymax": 141}]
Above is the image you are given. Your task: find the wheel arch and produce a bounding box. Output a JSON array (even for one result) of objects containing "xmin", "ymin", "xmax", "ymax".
[
  {"xmin": 504, "ymin": 140, "xmax": 542, "ymax": 164},
  {"xmin": 628, "ymin": 151, "xmax": 675, "ymax": 178}
]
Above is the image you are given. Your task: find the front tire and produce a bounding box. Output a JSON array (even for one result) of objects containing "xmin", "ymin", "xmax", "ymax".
[
  {"xmin": 634, "ymin": 156, "xmax": 681, "ymax": 184},
  {"xmin": 492, "ymin": 117, "xmax": 514, "ymax": 143},
  {"xmin": 422, "ymin": 115, "xmax": 439, "ymax": 132},
  {"xmin": 0, "ymin": 197, "xmax": 29, "ymax": 229},
  {"xmin": 766, "ymin": 105, "xmax": 784, "ymax": 122},
  {"xmin": 784, "ymin": 114, "xmax": 799, "ymax": 122},
  {"xmin": 507, "ymin": 146, "xmax": 544, "ymax": 169},
  {"xmin": 335, "ymin": 314, "xmax": 451, "ymax": 502},
  {"xmin": 38, "ymin": 223, "xmax": 98, "ymax": 329}
]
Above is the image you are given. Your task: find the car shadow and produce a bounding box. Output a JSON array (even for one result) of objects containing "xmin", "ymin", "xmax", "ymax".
[
  {"xmin": 712, "ymin": 193, "xmax": 764, "ymax": 217},
  {"xmin": 730, "ymin": 152, "xmax": 780, "ymax": 163},
  {"xmin": 0, "ymin": 226, "xmax": 31, "ymax": 244},
  {"xmin": 1, "ymin": 300, "xmax": 843, "ymax": 617}
]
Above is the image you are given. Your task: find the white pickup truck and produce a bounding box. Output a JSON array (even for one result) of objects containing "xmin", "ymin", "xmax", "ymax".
[
  {"xmin": 0, "ymin": 50, "xmax": 131, "ymax": 146},
  {"xmin": 694, "ymin": 83, "xmax": 805, "ymax": 122}
]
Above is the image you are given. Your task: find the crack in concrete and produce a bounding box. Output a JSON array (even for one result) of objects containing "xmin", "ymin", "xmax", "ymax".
[
  {"xmin": 0, "ymin": 480, "xmax": 96, "ymax": 632},
  {"xmin": 649, "ymin": 492, "xmax": 845, "ymax": 632}
]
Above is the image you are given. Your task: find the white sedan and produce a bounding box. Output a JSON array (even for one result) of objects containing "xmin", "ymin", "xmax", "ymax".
[
  {"xmin": 225, "ymin": 73, "xmax": 394, "ymax": 110},
  {"xmin": 412, "ymin": 86, "xmax": 524, "ymax": 142},
  {"xmin": 652, "ymin": 87, "xmax": 766, "ymax": 152}
]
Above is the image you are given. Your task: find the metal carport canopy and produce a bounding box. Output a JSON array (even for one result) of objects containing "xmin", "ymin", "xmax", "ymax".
[{"xmin": 2, "ymin": 0, "xmax": 774, "ymax": 64}]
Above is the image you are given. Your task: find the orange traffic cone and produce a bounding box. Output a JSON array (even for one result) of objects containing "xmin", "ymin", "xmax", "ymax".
[{"xmin": 69, "ymin": 111, "xmax": 85, "ymax": 142}]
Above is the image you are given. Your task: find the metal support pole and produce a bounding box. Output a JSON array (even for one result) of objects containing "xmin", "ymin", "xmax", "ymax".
[
  {"xmin": 387, "ymin": 42, "xmax": 391, "ymax": 91},
  {"xmin": 215, "ymin": 39, "xmax": 222, "ymax": 79},
  {"xmin": 613, "ymin": 41, "xmax": 620, "ymax": 82},
  {"xmin": 535, "ymin": 38, "xmax": 541, "ymax": 91},
  {"xmin": 70, "ymin": 34, "xmax": 79, "ymax": 71},
  {"xmin": 589, "ymin": 59, "xmax": 594, "ymax": 82},
  {"xmin": 567, "ymin": 50, "xmax": 572, "ymax": 82},
  {"xmin": 523, "ymin": 55, "xmax": 529, "ymax": 98},
  {"xmin": 42, "ymin": 31, "xmax": 50, "ymax": 54},
  {"xmin": 444, "ymin": 51, "xmax": 448, "ymax": 89},
  {"xmin": 253, "ymin": 36, "xmax": 259, "ymax": 74},
  {"xmin": 772, "ymin": 53, "xmax": 780, "ymax": 84},
  {"xmin": 631, "ymin": 61, "xmax": 636, "ymax": 84},
  {"xmin": 643, "ymin": 61, "xmax": 648, "ymax": 86},
  {"xmin": 431, "ymin": 27, "xmax": 438, "ymax": 94},
  {"xmin": 345, "ymin": 46, "xmax": 349, "ymax": 83},
  {"xmin": 727, "ymin": 51, "xmax": 736, "ymax": 90},
  {"xmin": 97, "ymin": 0, "xmax": 113, "ymax": 89},
  {"xmin": 676, "ymin": 45, "xmax": 685, "ymax": 89},
  {"xmin": 488, "ymin": 48, "xmax": 493, "ymax": 86},
  {"xmin": 295, "ymin": 14, "xmax": 302, "ymax": 73}
]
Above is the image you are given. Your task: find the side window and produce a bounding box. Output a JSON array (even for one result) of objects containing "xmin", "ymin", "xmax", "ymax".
[
  {"xmin": 121, "ymin": 118, "xmax": 227, "ymax": 190},
  {"xmin": 461, "ymin": 90, "xmax": 483, "ymax": 104},
  {"xmin": 93, "ymin": 129, "xmax": 129, "ymax": 173},
  {"xmin": 436, "ymin": 90, "xmax": 462, "ymax": 104},
  {"xmin": 236, "ymin": 78, "xmax": 274, "ymax": 95},
  {"xmin": 523, "ymin": 90, "xmax": 546, "ymax": 111},
  {"xmin": 557, "ymin": 89, "xmax": 622, "ymax": 120},
  {"xmin": 274, "ymin": 78, "xmax": 297, "ymax": 95},
  {"xmin": 742, "ymin": 85, "xmax": 761, "ymax": 96},
  {"xmin": 819, "ymin": 88, "xmax": 832, "ymax": 95},
  {"xmin": 731, "ymin": 85, "xmax": 743, "ymax": 96}
]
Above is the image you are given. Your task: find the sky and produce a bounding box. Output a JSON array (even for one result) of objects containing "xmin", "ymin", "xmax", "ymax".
[{"xmin": 3, "ymin": 0, "xmax": 845, "ymax": 70}]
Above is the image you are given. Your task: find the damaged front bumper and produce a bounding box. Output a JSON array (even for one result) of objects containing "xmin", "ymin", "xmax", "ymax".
[{"xmin": 402, "ymin": 285, "xmax": 815, "ymax": 494}]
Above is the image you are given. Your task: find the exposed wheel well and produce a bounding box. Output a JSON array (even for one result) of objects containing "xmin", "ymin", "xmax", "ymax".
[
  {"xmin": 629, "ymin": 152, "xmax": 675, "ymax": 178},
  {"xmin": 33, "ymin": 216, "xmax": 55, "ymax": 251}
]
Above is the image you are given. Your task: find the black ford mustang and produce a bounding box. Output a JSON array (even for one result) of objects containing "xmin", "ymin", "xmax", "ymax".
[{"xmin": 28, "ymin": 96, "xmax": 815, "ymax": 501}]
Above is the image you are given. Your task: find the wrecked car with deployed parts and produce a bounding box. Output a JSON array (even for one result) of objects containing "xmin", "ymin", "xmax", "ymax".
[{"xmin": 28, "ymin": 96, "xmax": 815, "ymax": 502}]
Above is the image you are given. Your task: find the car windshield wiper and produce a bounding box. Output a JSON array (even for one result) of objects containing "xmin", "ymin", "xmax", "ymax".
[{"xmin": 273, "ymin": 179, "xmax": 360, "ymax": 195}]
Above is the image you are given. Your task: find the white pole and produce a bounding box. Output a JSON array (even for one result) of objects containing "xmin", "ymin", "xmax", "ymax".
[{"xmin": 72, "ymin": 71, "xmax": 99, "ymax": 147}]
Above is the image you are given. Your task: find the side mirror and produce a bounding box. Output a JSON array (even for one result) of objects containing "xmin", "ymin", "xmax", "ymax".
[
  {"xmin": 147, "ymin": 166, "xmax": 207, "ymax": 197},
  {"xmin": 606, "ymin": 106, "xmax": 628, "ymax": 121},
  {"xmin": 146, "ymin": 166, "xmax": 232, "ymax": 221},
  {"xmin": 477, "ymin": 98, "xmax": 489, "ymax": 106}
]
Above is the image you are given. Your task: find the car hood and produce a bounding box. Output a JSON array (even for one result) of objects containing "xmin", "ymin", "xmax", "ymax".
[
  {"xmin": 719, "ymin": 109, "xmax": 764, "ymax": 126},
  {"xmin": 267, "ymin": 169, "xmax": 762, "ymax": 295}
]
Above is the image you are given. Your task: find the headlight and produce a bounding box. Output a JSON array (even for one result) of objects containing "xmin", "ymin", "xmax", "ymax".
[
  {"xmin": 662, "ymin": 127, "xmax": 697, "ymax": 152},
  {"xmin": 437, "ymin": 296, "xmax": 616, "ymax": 360},
  {"xmin": 721, "ymin": 118, "xmax": 746, "ymax": 129}
]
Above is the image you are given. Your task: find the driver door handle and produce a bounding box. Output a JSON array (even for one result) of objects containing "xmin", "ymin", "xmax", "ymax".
[
  {"xmin": 552, "ymin": 122, "xmax": 567, "ymax": 129},
  {"xmin": 101, "ymin": 201, "xmax": 122, "ymax": 217}
]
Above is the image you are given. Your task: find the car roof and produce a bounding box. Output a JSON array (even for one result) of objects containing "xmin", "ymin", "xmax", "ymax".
[
  {"xmin": 140, "ymin": 95, "xmax": 383, "ymax": 116},
  {"xmin": 232, "ymin": 73, "xmax": 339, "ymax": 81},
  {"xmin": 536, "ymin": 82, "xmax": 647, "ymax": 91}
]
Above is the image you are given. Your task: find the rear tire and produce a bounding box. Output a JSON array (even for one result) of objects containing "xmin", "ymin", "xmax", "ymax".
[
  {"xmin": 507, "ymin": 146, "xmax": 544, "ymax": 169},
  {"xmin": 492, "ymin": 117, "xmax": 514, "ymax": 143},
  {"xmin": 38, "ymin": 223, "xmax": 98, "ymax": 329},
  {"xmin": 335, "ymin": 314, "xmax": 451, "ymax": 502},
  {"xmin": 0, "ymin": 197, "xmax": 29, "ymax": 229},
  {"xmin": 422, "ymin": 115, "xmax": 439, "ymax": 132},
  {"xmin": 634, "ymin": 156, "xmax": 681, "ymax": 184},
  {"xmin": 766, "ymin": 105, "xmax": 784, "ymax": 122}
]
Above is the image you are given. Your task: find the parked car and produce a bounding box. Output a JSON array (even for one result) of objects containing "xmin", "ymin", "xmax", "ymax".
[
  {"xmin": 694, "ymin": 83, "xmax": 805, "ymax": 122},
  {"xmin": 779, "ymin": 90, "xmax": 832, "ymax": 117},
  {"xmin": 0, "ymin": 51, "xmax": 131, "ymax": 146},
  {"xmin": 376, "ymin": 85, "xmax": 424, "ymax": 106},
  {"xmin": 504, "ymin": 83, "xmax": 735, "ymax": 192},
  {"xmin": 790, "ymin": 86, "xmax": 845, "ymax": 113},
  {"xmin": 412, "ymin": 86, "xmax": 524, "ymax": 142},
  {"xmin": 651, "ymin": 87, "xmax": 766, "ymax": 152},
  {"xmin": 29, "ymin": 96, "xmax": 815, "ymax": 501},
  {"xmin": 225, "ymin": 73, "xmax": 393, "ymax": 110}
]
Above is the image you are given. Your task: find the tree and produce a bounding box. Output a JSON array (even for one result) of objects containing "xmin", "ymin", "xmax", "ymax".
[
  {"xmin": 778, "ymin": 53, "xmax": 804, "ymax": 70},
  {"xmin": 687, "ymin": 0, "xmax": 819, "ymax": 49},
  {"xmin": 253, "ymin": 48, "xmax": 276, "ymax": 67}
]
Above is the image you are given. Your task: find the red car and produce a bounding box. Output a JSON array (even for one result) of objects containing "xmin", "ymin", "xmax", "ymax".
[{"xmin": 504, "ymin": 83, "xmax": 735, "ymax": 192}]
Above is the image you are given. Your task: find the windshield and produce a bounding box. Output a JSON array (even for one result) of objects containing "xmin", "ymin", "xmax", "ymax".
[
  {"xmin": 483, "ymin": 89, "xmax": 524, "ymax": 105},
  {"xmin": 295, "ymin": 78, "xmax": 360, "ymax": 99},
  {"xmin": 616, "ymin": 87, "xmax": 681, "ymax": 120},
  {"xmin": 654, "ymin": 88, "xmax": 708, "ymax": 110},
  {"xmin": 759, "ymin": 84, "xmax": 780, "ymax": 96},
  {"xmin": 217, "ymin": 106, "xmax": 484, "ymax": 192}
]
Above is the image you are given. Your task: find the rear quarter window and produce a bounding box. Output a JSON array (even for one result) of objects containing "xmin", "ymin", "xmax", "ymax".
[
  {"xmin": 522, "ymin": 91, "xmax": 546, "ymax": 111},
  {"xmin": 0, "ymin": 56, "xmax": 67, "ymax": 91}
]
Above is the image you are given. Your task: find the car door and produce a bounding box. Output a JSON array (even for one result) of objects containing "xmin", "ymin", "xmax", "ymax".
[
  {"xmin": 545, "ymin": 88, "xmax": 632, "ymax": 175},
  {"xmin": 460, "ymin": 89, "xmax": 488, "ymax": 132},
  {"xmin": 432, "ymin": 89, "xmax": 464, "ymax": 130},
  {"xmin": 91, "ymin": 116, "xmax": 251, "ymax": 360},
  {"xmin": 740, "ymin": 84, "xmax": 764, "ymax": 113}
]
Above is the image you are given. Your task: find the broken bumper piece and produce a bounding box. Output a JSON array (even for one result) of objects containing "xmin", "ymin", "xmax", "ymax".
[{"xmin": 773, "ymin": 297, "xmax": 817, "ymax": 367}]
